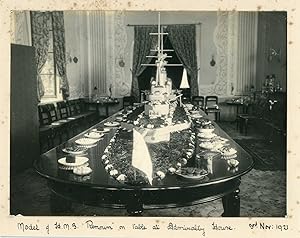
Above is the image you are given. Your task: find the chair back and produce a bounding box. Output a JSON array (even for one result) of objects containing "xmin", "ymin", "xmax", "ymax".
[
  {"xmin": 47, "ymin": 103, "xmax": 59, "ymax": 122},
  {"xmin": 192, "ymin": 96, "xmax": 205, "ymax": 108},
  {"xmin": 205, "ymin": 96, "xmax": 219, "ymax": 109},
  {"xmin": 123, "ymin": 96, "xmax": 136, "ymax": 108},
  {"xmin": 68, "ymin": 100, "xmax": 77, "ymax": 116},
  {"xmin": 38, "ymin": 104, "xmax": 52, "ymax": 126},
  {"xmin": 73, "ymin": 99, "xmax": 85, "ymax": 114},
  {"xmin": 57, "ymin": 101, "xmax": 69, "ymax": 119}
]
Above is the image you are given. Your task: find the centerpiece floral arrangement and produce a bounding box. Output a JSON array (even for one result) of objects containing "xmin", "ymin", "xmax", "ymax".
[{"xmin": 100, "ymin": 127, "xmax": 196, "ymax": 185}]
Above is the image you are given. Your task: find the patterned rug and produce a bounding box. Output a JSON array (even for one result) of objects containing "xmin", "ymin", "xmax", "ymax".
[
  {"xmin": 234, "ymin": 139, "xmax": 286, "ymax": 171},
  {"xmin": 10, "ymin": 168, "xmax": 286, "ymax": 217}
]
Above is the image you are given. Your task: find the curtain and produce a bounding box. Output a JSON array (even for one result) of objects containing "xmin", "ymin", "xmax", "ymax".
[
  {"xmin": 131, "ymin": 26, "xmax": 157, "ymax": 101},
  {"xmin": 52, "ymin": 11, "xmax": 69, "ymax": 99},
  {"xmin": 31, "ymin": 11, "xmax": 51, "ymax": 101},
  {"xmin": 166, "ymin": 25, "xmax": 199, "ymax": 96}
]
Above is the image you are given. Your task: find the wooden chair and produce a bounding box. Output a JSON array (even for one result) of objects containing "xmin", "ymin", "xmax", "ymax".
[
  {"xmin": 74, "ymin": 99, "xmax": 98, "ymax": 128},
  {"xmin": 57, "ymin": 101, "xmax": 78, "ymax": 137},
  {"xmin": 57, "ymin": 101, "xmax": 70, "ymax": 120},
  {"xmin": 38, "ymin": 104, "xmax": 54, "ymax": 152},
  {"xmin": 205, "ymin": 96, "xmax": 221, "ymax": 121},
  {"xmin": 191, "ymin": 96, "xmax": 205, "ymax": 111},
  {"xmin": 47, "ymin": 103, "xmax": 69, "ymax": 144},
  {"xmin": 123, "ymin": 96, "xmax": 136, "ymax": 108}
]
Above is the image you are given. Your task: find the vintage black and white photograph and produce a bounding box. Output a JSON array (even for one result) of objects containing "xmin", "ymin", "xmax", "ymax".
[{"xmin": 10, "ymin": 10, "xmax": 287, "ymax": 217}]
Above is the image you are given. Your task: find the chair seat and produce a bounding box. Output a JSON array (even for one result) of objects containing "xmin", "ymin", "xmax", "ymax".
[
  {"xmin": 39, "ymin": 125, "xmax": 53, "ymax": 132},
  {"xmin": 206, "ymin": 108, "xmax": 220, "ymax": 112},
  {"xmin": 237, "ymin": 114, "xmax": 257, "ymax": 120}
]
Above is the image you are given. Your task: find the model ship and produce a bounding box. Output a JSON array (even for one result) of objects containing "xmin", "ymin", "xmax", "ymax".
[{"xmin": 142, "ymin": 13, "xmax": 182, "ymax": 119}]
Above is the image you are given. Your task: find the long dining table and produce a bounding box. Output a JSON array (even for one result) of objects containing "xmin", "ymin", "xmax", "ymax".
[{"xmin": 35, "ymin": 103, "xmax": 253, "ymax": 216}]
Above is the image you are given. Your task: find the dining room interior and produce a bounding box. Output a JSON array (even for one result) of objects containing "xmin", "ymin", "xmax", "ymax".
[{"xmin": 10, "ymin": 10, "xmax": 287, "ymax": 217}]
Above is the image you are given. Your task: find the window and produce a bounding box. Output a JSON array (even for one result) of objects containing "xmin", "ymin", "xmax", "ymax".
[{"xmin": 35, "ymin": 14, "xmax": 62, "ymax": 103}]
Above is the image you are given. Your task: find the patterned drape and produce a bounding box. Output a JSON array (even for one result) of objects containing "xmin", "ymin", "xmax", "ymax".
[
  {"xmin": 167, "ymin": 25, "xmax": 199, "ymax": 96},
  {"xmin": 131, "ymin": 26, "xmax": 157, "ymax": 101},
  {"xmin": 52, "ymin": 11, "xmax": 69, "ymax": 99},
  {"xmin": 31, "ymin": 11, "xmax": 51, "ymax": 100}
]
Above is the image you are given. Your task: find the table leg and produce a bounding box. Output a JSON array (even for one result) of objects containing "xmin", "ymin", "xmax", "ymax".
[
  {"xmin": 105, "ymin": 105, "xmax": 109, "ymax": 118},
  {"xmin": 126, "ymin": 192, "xmax": 143, "ymax": 216},
  {"xmin": 244, "ymin": 119, "xmax": 249, "ymax": 135},
  {"xmin": 222, "ymin": 188, "xmax": 240, "ymax": 217}
]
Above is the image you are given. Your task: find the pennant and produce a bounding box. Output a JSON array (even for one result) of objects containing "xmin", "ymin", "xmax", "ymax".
[
  {"xmin": 132, "ymin": 128, "xmax": 153, "ymax": 185},
  {"xmin": 180, "ymin": 68, "xmax": 190, "ymax": 89}
]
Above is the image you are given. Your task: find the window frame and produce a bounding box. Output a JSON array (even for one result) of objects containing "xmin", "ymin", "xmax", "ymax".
[{"xmin": 33, "ymin": 13, "xmax": 62, "ymax": 103}]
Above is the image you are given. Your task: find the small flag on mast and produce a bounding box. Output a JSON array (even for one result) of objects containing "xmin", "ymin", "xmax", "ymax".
[
  {"xmin": 180, "ymin": 68, "xmax": 190, "ymax": 89},
  {"xmin": 132, "ymin": 128, "xmax": 153, "ymax": 185}
]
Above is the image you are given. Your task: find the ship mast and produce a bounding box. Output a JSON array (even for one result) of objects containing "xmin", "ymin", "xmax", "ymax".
[{"xmin": 141, "ymin": 12, "xmax": 182, "ymax": 86}]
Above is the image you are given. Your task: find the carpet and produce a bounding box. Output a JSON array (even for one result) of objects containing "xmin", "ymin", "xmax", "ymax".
[
  {"xmin": 10, "ymin": 168, "xmax": 286, "ymax": 217},
  {"xmin": 234, "ymin": 139, "xmax": 286, "ymax": 171}
]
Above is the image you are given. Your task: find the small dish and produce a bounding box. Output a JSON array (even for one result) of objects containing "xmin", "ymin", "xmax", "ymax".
[
  {"xmin": 104, "ymin": 121, "xmax": 120, "ymax": 127},
  {"xmin": 58, "ymin": 156, "xmax": 89, "ymax": 167},
  {"xmin": 190, "ymin": 114, "xmax": 203, "ymax": 119},
  {"xmin": 73, "ymin": 166, "xmax": 93, "ymax": 176},
  {"xmin": 175, "ymin": 167, "xmax": 208, "ymax": 180},
  {"xmin": 84, "ymin": 132, "xmax": 104, "ymax": 139},
  {"xmin": 197, "ymin": 128, "xmax": 215, "ymax": 134},
  {"xmin": 58, "ymin": 119, "xmax": 68, "ymax": 123},
  {"xmin": 75, "ymin": 138, "xmax": 99, "ymax": 146},
  {"xmin": 62, "ymin": 146, "xmax": 87, "ymax": 155},
  {"xmin": 93, "ymin": 127, "xmax": 110, "ymax": 133},
  {"xmin": 198, "ymin": 132, "xmax": 216, "ymax": 139},
  {"xmin": 227, "ymin": 158, "xmax": 239, "ymax": 167}
]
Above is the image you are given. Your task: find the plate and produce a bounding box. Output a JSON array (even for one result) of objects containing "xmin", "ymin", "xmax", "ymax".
[
  {"xmin": 198, "ymin": 132, "xmax": 216, "ymax": 139},
  {"xmin": 220, "ymin": 147, "xmax": 237, "ymax": 156},
  {"xmin": 175, "ymin": 167, "xmax": 208, "ymax": 180},
  {"xmin": 115, "ymin": 117, "xmax": 124, "ymax": 122},
  {"xmin": 62, "ymin": 146, "xmax": 87, "ymax": 155},
  {"xmin": 104, "ymin": 122, "xmax": 120, "ymax": 127},
  {"xmin": 218, "ymin": 137, "xmax": 229, "ymax": 143},
  {"xmin": 84, "ymin": 132, "xmax": 104, "ymax": 139},
  {"xmin": 199, "ymin": 142, "xmax": 215, "ymax": 150},
  {"xmin": 75, "ymin": 138, "xmax": 99, "ymax": 145},
  {"xmin": 93, "ymin": 128, "xmax": 110, "ymax": 133},
  {"xmin": 222, "ymin": 153, "xmax": 238, "ymax": 159},
  {"xmin": 189, "ymin": 110, "xmax": 199, "ymax": 114},
  {"xmin": 197, "ymin": 128, "xmax": 215, "ymax": 134},
  {"xmin": 51, "ymin": 122, "xmax": 61, "ymax": 126},
  {"xmin": 58, "ymin": 119, "xmax": 68, "ymax": 123},
  {"xmin": 58, "ymin": 156, "xmax": 89, "ymax": 167},
  {"xmin": 73, "ymin": 166, "xmax": 93, "ymax": 175},
  {"xmin": 191, "ymin": 114, "xmax": 203, "ymax": 119}
]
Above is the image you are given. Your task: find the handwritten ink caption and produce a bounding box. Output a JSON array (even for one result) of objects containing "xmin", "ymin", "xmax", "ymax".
[
  {"xmin": 249, "ymin": 221, "xmax": 289, "ymax": 231},
  {"xmin": 17, "ymin": 222, "xmax": 78, "ymax": 234},
  {"xmin": 17, "ymin": 220, "xmax": 208, "ymax": 235}
]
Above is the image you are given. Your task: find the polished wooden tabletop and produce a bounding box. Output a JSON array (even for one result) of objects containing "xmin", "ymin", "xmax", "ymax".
[{"xmin": 35, "ymin": 104, "xmax": 253, "ymax": 192}]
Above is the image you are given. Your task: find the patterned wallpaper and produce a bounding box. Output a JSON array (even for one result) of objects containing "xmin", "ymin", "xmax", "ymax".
[
  {"xmin": 199, "ymin": 11, "xmax": 230, "ymax": 96},
  {"xmin": 11, "ymin": 11, "xmax": 31, "ymax": 46}
]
